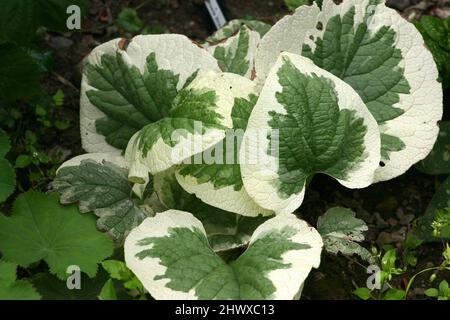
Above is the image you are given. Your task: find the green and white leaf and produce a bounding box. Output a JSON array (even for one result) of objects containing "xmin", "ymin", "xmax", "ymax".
[
  {"xmin": 206, "ymin": 19, "xmax": 271, "ymax": 44},
  {"xmin": 0, "ymin": 191, "xmax": 113, "ymax": 279},
  {"xmin": 125, "ymin": 70, "xmax": 244, "ymax": 178},
  {"xmin": 254, "ymin": 0, "xmax": 443, "ymax": 182},
  {"xmin": 317, "ymin": 207, "xmax": 373, "ymax": 263},
  {"xmin": 52, "ymin": 153, "xmax": 153, "ymax": 244},
  {"xmin": 241, "ymin": 53, "xmax": 380, "ymax": 214},
  {"xmin": 124, "ymin": 210, "xmax": 322, "ymax": 300},
  {"xmin": 175, "ymin": 74, "xmax": 273, "ymax": 217},
  {"xmin": 208, "ymin": 26, "xmax": 260, "ymax": 78},
  {"xmin": 416, "ymin": 122, "xmax": 450, "ymax": 175},
  {"xmin": 154, "ymin": 168, "xmax": 268, "ymax": 251},
  {"xmin": 285, "ymin": 0, "xmax": 310, "ymax": 11},
  {"xmin": 80, "ymin": 34, "xmax": 220, "ymax": 154},
  {"xmin": 0, "ymin": 260, "xmax": 40, "ymax": 300},
  {"xmin": 416, "ymin": 176, "xmax": 450, "ymax": 241}
]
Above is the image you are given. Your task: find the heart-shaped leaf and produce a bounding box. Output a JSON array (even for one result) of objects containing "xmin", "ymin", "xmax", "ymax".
[
  {"xmin": 255, "ymin": 0, "xmax": 443, "ymax": 182},
  {"xmin": 175, "ymin": 74, "xmax": 273, "ymax": 216},
  {"xmin": 208, "ymin": 26, "xmax": 261, "ymax": 78},
  {"xmin": 124, "ymin": 210, "xmax": 322, "ymax": 300},
  {"xmin": 0, "ymin": 192, "xmax": 113, "ymax": 279},
  {"xmin": 317, "ymin": 207, "xmax": 373, "ymax": 263},
  {"xmin": 0, "ymin": 260, "xmax": 40, "ymax": 300},
  {"xmin": 154, "ymin": 168, "xmax": 268, "ymax": 252}
]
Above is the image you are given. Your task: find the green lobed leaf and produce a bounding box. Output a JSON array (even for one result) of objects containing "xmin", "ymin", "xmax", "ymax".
[
  {"xmin": 255, "ymin": 0, "xmax": 443, "ymax": 182},
  {"xmin": 0, "ymin": 260, "xmax": 41, "ymax": 300},
  {"xmin": 124, "ymin": 210, "xmax": 322, "ymax": 300},
  {"xmin": 0, "ymin": 191, "xmax": 114, "ymax": 279},
  {"xmin": 80, "ymin": 35, "xmax": 220, "ymax": 154},
  {"xmin": 317, "ymin": 207, "xmax": 373, "ymax": 263},
  {"xmin": 175, "ymin": 74, "xmax": 273, "ymax": 217}
]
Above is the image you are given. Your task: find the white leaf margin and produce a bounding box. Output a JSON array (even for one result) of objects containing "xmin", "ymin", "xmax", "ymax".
[
  {"xmin": 80, "ymin": 34, "xmax": 221, "ymax": 155},
  {"xmin": 254, "ymin": 0, "xmax": 443, "ymax": 183},
  {"xmin": 56, "ymin": 152, "xmax": 150, "ymax": 200},
  {"xmin": 241, "ymin": 53, "xmax": 380, "ymax": 214},
  {"xmin": 206, "ymin": 26, "xmax": 261, "ymax": 79},
  {"xmin": 125, "ymin": 70, "xmax": 240, "ymax": 180},
  {"xmin": 174, "ymin": 74, "xmax": 273, "ymax": 217}
]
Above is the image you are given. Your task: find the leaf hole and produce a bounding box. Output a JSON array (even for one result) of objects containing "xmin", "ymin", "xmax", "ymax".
[
  {"xmin": 379, "ymin": 161, "xmax": 386, "ymax": 167},
  {"xmin": 316, "ymin": 22, "xmax": 323, "ymax": 31}
]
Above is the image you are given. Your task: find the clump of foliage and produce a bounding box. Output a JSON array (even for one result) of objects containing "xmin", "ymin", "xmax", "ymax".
[{"xmin": 0, "ymin": 0, "xmax": 448, "ymax": 300}]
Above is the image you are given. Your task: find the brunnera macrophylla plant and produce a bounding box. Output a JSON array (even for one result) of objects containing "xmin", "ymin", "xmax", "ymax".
[
  {"xmin": 50, "ymin": 0, "xmax": 443, "ymax": 300},
  {"xmin": 124, "ymin": 210, "xmax": 322, "ymax": 300}
]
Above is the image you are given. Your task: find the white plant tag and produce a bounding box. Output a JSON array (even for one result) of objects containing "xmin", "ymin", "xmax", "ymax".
[{"xmin": 205, "ymin": 0, "xmax": 227, "ymax": 29}]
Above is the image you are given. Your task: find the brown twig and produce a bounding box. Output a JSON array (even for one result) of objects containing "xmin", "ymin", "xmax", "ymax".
[{"xmin": 52, "ymin": 71, "xmax": 79, "ymax": 93}]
